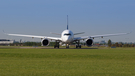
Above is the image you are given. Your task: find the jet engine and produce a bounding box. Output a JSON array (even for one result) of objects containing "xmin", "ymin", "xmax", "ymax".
[
  {"xmin": 86, "ymin": 39, "xmax": 93, "ymax": 46},
  {"xmin": 41, "ymin": 38, "xmax": 50, "ymax": 46}
]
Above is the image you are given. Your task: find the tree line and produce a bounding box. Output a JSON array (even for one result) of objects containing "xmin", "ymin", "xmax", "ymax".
[
  {"xmin": 108, "ymin": 39, "xmax": 135, "ymax": 47},
  {"xmin": 10, "ymin": 42, "xmax": 56, "ymax": 46},
  {"xmin": 9, "ymin": 40, "xmax": 135, "ymax": 47}
]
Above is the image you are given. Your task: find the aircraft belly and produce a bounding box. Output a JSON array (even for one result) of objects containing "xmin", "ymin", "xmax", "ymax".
[{"xmin": 62, "ymin": 38, "xmax": 73, "ymax": 44}]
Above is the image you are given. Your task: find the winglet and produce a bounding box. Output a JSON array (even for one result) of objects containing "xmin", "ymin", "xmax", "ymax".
[
  {"xmin": 127, "ymin": 31, "xmax": 132, "ymax": 34},
  {"xmin": 3, "ymin": 30, "xmax": 7, "ymax": 34},
  {"xmin": 67, "ymin": 15, "xmax": 68, "ymax": 30}
]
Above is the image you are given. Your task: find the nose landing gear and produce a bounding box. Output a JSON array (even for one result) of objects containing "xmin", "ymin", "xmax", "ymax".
[{"xmin": 66, "ymin": 44, "xmax": 69, "ymax": 48}]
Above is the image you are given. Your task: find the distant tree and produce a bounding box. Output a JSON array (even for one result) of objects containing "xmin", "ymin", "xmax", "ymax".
[
  {"xmin": 108, "ymin": 39, "xmax": 112, "ymax": 47},
  {"xmin": 128, "ymin": 44, "xmax": 131, "ymax": 47},
  {"xmin": 123, "ymin": 44, "xmax": 128, "ymax": 47},
  {"xmin": 23, "ymin": 42, "xmax": 41, "ymax": 46},
  {"xmin": 115, "ymin": 42, "xmax": 119, "ymax": 47},
  {"xmin": 111, "ymin": 44, "xmax": 115, "ymax": 47},
  {"xmin": 49, "ymin": 42, "xmax": 55, "ymax": 46},
  {"xmin": 118, "ymin": 42, "xmax": 123, "ymax": 47},
  {"xmin": 131, "ymin": 44, "xmax": 134, "ymax": 47}
]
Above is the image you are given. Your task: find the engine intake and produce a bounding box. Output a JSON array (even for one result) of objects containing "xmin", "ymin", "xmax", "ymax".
[
  {"xmin": 41, "ymin": 38, "xmax": 50, "ymax": 46},
  {"xmin": 86, "ymin": 39, "xmax": 93, "ymax": 46}
]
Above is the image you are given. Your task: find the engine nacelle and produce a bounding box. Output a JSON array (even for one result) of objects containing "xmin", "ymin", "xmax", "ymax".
[
  {"xmin": 86, "ymin": 39, "xmax": 93, "ymax": 47},
  {"xmin": 41, "ymin": 38, "xmax": 50, "ymax": 46}
]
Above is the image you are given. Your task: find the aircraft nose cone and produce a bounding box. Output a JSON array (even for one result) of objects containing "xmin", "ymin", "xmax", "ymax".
[
  {"xmin": 62, "ymin": 36, "xmax": 71, "ymax": 42},
  {"xmin": 65, "ymin": 37, "xmax": 69, "ymax": 41}
]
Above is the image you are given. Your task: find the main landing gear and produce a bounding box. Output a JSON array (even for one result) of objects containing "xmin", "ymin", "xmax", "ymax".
[
  {"xmin": 54, "ymin": 41, "xmax": 82, "ymax": 49},
  {"xmin": 54, "ymin": 41, "xmax": 59, "ymax": 48},
  {"xmin": 75, "ymin": 41, "xmax": 81, "ymax": 48}
]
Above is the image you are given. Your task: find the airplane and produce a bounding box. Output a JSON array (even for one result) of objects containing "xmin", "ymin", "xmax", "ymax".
[{"xmin": 4, "ymin": 15, "xmax": 131, "ymax": 48}]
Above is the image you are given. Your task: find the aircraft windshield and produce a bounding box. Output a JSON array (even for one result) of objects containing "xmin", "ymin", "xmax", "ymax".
[{"xmin": 64, "ymin": 33, "xmax": 71, "ymax": 36}]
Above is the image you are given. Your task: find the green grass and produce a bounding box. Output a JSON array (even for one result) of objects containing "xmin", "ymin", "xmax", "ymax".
[{"xmin": 0, "ymin": 48, "xmax": 135, "ymax": 76}]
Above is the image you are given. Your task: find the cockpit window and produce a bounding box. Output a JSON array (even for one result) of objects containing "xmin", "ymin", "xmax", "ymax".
[{"xmin": 64, "ymin": 33, "xmax": 71, "ymax": 36}]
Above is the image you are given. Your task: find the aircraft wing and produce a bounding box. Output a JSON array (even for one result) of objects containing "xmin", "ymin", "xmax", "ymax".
[
  {"xmin": 7, "ymin": 33, "xmax": 62, "ymax": 41},
  {"xmin": 74, "ymin": 32, "xmax": 131, "ymax": 41}
]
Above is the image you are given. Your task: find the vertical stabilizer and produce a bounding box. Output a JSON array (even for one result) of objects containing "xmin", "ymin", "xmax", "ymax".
[{"xmin": 67, "ymin": 15, "xmax": 68, "ymax": 30}]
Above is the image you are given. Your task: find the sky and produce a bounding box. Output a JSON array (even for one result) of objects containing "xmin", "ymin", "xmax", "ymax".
[{"xmin": 0, "ymin": 0, "xmax": 135, "ymax": 42}]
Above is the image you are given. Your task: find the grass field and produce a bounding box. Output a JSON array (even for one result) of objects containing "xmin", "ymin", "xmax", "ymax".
[{"xmin": 0, "ymin": 47, "xmax": 135, "ymax": 76}]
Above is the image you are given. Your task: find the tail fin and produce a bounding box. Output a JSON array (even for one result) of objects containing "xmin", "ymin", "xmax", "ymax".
[{"xmin": 67, "ymin": 15, "xmax": 68, "ymax": 30}]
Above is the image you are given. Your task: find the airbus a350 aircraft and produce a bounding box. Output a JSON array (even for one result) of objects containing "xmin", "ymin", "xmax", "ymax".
[{"xmin": 6, "ymin": 16, "xmax": 130, "ymax": 48}]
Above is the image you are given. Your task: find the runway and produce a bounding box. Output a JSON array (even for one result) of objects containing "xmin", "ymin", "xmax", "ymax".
[{"xmin": 0, "ymin": 46, "xmax": 99, "ymax": 49}]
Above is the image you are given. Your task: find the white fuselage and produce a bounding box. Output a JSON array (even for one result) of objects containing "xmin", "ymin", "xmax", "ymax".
[{"xmin": 61, "ymin": 30, "xmax": 74, "ymax": 44}]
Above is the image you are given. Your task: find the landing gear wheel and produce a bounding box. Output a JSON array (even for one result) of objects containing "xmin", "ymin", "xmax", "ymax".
[
  {"xmin": 54, "ymin": 41, "xmax": 60, "ymax": 48},
  {"xmin": 75, "ymin": 41, "xmax": 81, "ymax": 49},
  {"xmin": 76, "ymin": 45, "xmax": 78, "ymax": 48},
  {"xmin": 54, "ymin": 45, "xmax": 59, "ymax": 48},
  {"xmin": 54, "ymin": 46, "xmax": 56, "ymax": 48},
  {"xmin": 66, "ymin": 46, "xmax": 69, "ymax": 48},
  {"xmin": 66, "ymin": 44, "xmax": 69, "ymax": 48},
  {"xmin": 79, "ymin": 45, "xmax": 81, "ymax": 48},
  {"xmin": 76, "ymin": 45, "xmax": 81, "ymax": 48}
]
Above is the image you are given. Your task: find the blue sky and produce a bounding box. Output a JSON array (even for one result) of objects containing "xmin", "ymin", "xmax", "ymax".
[{"xmin": 0, "ymin": 0, "xmax": 135, "ymax": 42}]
